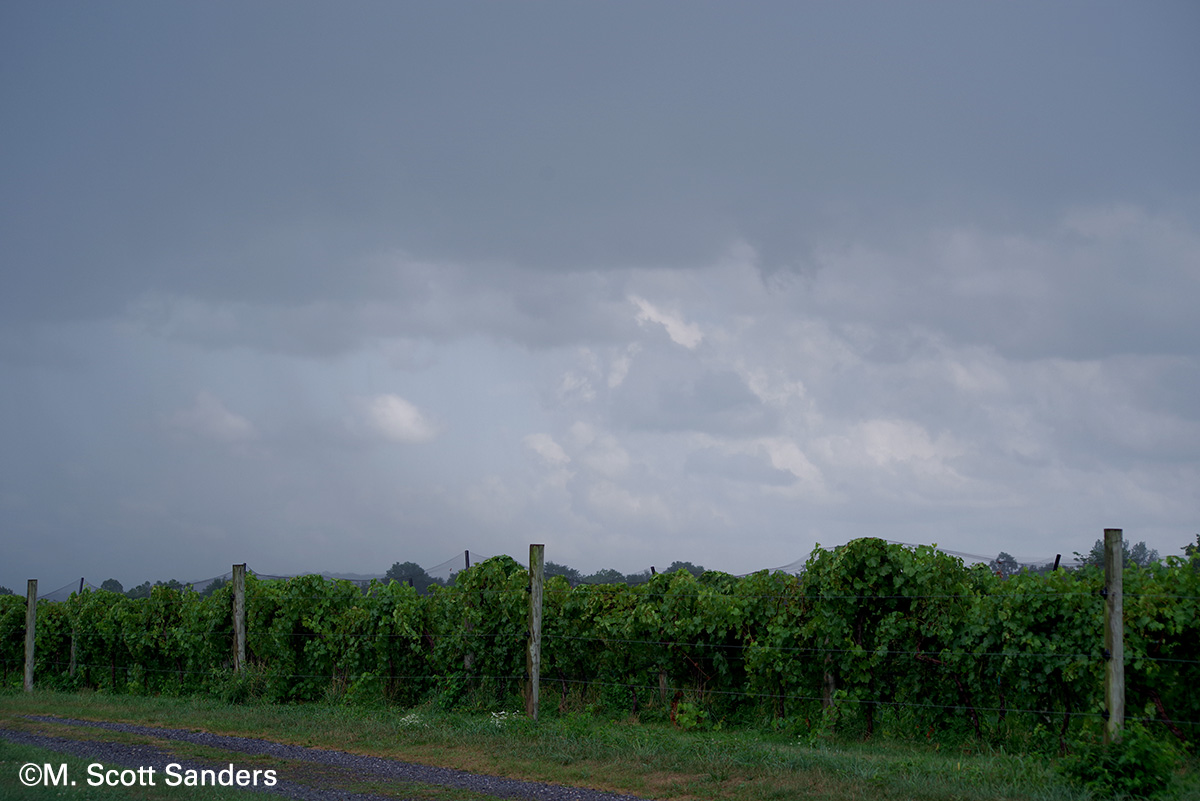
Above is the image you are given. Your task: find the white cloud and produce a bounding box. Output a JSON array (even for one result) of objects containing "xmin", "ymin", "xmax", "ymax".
[
  {"xmin": 356, "ymin": 394, "xmax": 439, "ymax": 443},
  {"xmin": 629, "ymin": 295, "xmax": 704, "ymax": 349},
  {"xmin": 1059, "ymin": 203, "xmax": 1150, "ymax": 240},
  {"xmin": 815, "ymin": 418, "xmax": 964, "ymax": 475},
  {"xmin": 758, "ymin": 437, "xmax": 826, "ymax": 487},
  {"xmin": 858, "ymin": 419, "xmax": 962, "ymax": 470},
  {"xmin": 15, "ymin": 204, "xmax": 1200, "ymax": 584},
  {"xmin": 567, "ymin": 421, "xmax": 598, "ymax": 449},
  {"xmin": 585, "ymin": 479, "xmax": 672, "ymax": 524},
  {"xmin": 557, "ymin": 371, "xmax": 596, "ymax": 404},
  {"xmin": 578, "ymin": 433, "xmax": 631, "ymax": 479},
  {"xmin": 464, "ymin": 474, "xmax": 524, "ymax": 523},
  {"xmin": 945, "ymin": 353, "xmax": 1009, "ymax": 396},
  {"xmin": 166, "ymin": 392, "xmax": 257, "ymax": 443},
  {"xmin": 524, "ymin": 433, "xmax": 570, "ymax": 466},
  {"xmin": 608, "ymin": 344, "xmax": 639, "ymax": 388}
]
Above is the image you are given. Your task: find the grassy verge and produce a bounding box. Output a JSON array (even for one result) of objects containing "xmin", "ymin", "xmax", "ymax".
[{"xmin": 1, "ymin": 689, "xmax": 1194, "ymax": 801}]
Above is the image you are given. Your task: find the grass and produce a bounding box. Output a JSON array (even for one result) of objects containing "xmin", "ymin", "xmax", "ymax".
[{"xmin": 1, "ymin": 689, "xmax": 1195, "ymax": 800}]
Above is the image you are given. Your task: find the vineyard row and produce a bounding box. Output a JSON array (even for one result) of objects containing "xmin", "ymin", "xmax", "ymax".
[{"xmin": 4, "ymin": 538, "xmax": 1197, "ymax": 748}]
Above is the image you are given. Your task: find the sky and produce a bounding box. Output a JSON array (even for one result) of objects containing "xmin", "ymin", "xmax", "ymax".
[{"xmin": 3, "ymin": 1, "xmax": 1199, "ymax": 593}]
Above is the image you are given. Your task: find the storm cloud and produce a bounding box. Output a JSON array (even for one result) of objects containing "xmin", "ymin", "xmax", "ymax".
[{"xmin": 2, "ymin": 2, "xmax": 1198, "ymax": 590}]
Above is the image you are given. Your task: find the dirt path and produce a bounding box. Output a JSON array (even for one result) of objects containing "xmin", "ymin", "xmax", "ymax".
[{"xmin": 1, "ymin": 716, "xmax": 654, "ymax": 801}]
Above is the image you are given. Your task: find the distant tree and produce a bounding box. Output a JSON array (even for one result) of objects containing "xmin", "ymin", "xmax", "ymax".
[
  {"xmin": 988, "ymin": 552, "xmax": 1021, "ymax": 578},
  {"xmin": 544, "ymin": 561, "xmax": 582, "ymax": 585},
  {"xmin": 582, "ymin": 568, "xmax": 627, "ymax": 585},
  {"xmin": 1183, "ymin": 535, "xmax": 1200, "ymax": 573},
  {"xmin": 625, "ymin": 569, "xmax": 654, "ymax": 586},
  {"xmin": 100, "ymin": 578, "xmax": 124, "ymax": 594},
  {"xmin": 199, "ymin": 577, "xmax": 226, "ymax": 598},
  {"xmin": 124, "ymin": 579, "xmax": 187, "ymax": 599},
  {"xmin": 385, "ymin": 561, "xmax": 437, "ymax": 594},
  {"xmin": 1075, "ymin": 538, "xmax": 1160, "ymax": 569},
  {"xmin": 1024, "ymin": 560, "xmax": 1060, "ymax": 576},
  {"xmin": 1128, "ymin": 541, "xmax": 1159, "ymax": 568},
  {"xmin": 0, "ymin": 585, "xmax": 13, "ymax": 596},
  {"xmin": 665, "ymin": 560, "xmax": 706, "ymax": 577}
]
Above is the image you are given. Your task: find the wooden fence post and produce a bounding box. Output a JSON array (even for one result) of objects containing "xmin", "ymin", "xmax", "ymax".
[
  {"xmin": 526, "ymin": 544, "xmax": 545, "ymax": 720},
  {"xmin": 463, "ymin": 548, "xmax": 475, "ymax": 675},
  {"xmin": 232, "ymin": 564, "xmax": 246, "ymax": 673},
  {"xmin": 69, "ymin": 577, "xmax": 82, "ymax": 678},
  {"xmin": 1103, "ymin": 528, "xmax": 1125, "ymax": 744},
  {"xmin": 24, "ymin": 580, "xmax": 37, "ymax": 692}
]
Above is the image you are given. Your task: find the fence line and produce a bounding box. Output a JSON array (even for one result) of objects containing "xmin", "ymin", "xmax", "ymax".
[
  {"xmin": 9, "ymin": 657, "xmax": 1200, "ymax": 733},
  {"xmin": 26, "ymin": 626, "xmax": 1199, "ymax": 666},
  {"xmin": 8, "ymin": 540, "xmax": 1197, "ymax": 749},
  {"xmin": 26, "ymin": 559, "xmax": 1200, "ymax": 604},
  {"xmin": 22, "ymin": 538, "xmax": 1155, "ymax": 602},
  {"xmin": 34, "ymin": 587, "xmax": 1200, "ymax": 602}
]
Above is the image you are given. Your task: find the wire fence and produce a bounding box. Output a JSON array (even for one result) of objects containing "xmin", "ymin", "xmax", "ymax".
[
  {"xmin": 7, "ymin": 652, "xmax": 1199, "ymax": 729},
  {"xmin": 24, "ymin": 539, "xmax": 1092, "ymax": 601},
  {"xmin": 6, "ymin": 542, "xmax": 1197, "ymax": 751}
]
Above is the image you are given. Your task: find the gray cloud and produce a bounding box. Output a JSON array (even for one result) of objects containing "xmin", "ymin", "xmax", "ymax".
[
  {"xmin": 5, "ymin": 4, "xmax": 1197, "ymax": 325},
  {"xmin": 614, "ymin": 363, "xmax": 782, "ymax": 436},
  {"xmin": 3, "ymin": 3, "xmax": 1198, "ymax": 589},
  {"xmin": 685, "ymin": 448, "xmax": 796, "ymax": 487}
]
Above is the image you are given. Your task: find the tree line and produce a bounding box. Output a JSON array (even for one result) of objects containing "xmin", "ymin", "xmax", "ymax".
[
  {"xmin": 987, "ymin": 536, "xmax": 1168, "ymax": 579},
  {"xmin": 3, "ymin": 535, "xmax": 1193, "ymax": 599},
  {"xmin": 384, "ymin": 559, "xmax": 706, "ymax": 595},
  {"xmin": 0, "ymin": 579, "xmax": 228, "ymax": 600}
]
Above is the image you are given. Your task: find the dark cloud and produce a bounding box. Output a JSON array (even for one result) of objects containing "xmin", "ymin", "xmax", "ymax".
[
  {"xmin": 121, "ymin": 261, "xmax": 641, "ymax": 358},
  {"xmin": 3, "ymin": 3, "xmax": 1199, "ymax": 588},
  {"xmin": 5, "ymin": 3, "xmax": 1197, "ymax": 328},
  {"xmin": 613, "ymin": 362, "xmax": 780, "ymax": 436}
]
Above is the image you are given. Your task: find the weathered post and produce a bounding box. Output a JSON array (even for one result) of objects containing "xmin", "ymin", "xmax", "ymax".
[
  {"xmin": 1103, "ymin": 528, "xmax": 1125, "ymax": 744},
  {"xmin": 463, "ymin": 549, "xmax": 475, "ymax": 674},
  {"xmin": 24, "ymin": 580, "xmax": 37, "ymax": 692},
  {"xmin": 232, "ymin": 564, "xmax": 247, "ymax": 673},
  {"xmin": 526, "ymin": 544, "xmax": 545, "ymax": 720},
  {"xmin": 69, "ymin": 578, "xmax": 82, "ymax": 678}
]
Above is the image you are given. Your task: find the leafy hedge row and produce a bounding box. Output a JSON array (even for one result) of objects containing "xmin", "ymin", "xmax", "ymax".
[{"xmin": 3, "ymin": 539, "xmax": 1197, "ymax": 747}]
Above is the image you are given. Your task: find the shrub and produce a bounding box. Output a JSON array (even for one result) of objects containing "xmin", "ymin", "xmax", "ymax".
[{"xmin": 1058, "ymin": 723, "xmax": 1182, "ymax": 799}]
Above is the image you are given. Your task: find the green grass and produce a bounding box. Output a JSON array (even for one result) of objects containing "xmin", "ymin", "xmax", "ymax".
[{"xmin": 1, "ymin": 689, "xmax": 1195, "ymax": 801}]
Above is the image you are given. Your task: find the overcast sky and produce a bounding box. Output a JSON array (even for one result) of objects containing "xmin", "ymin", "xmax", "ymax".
[{"xmin": 3, "ymin": 1, "xmax": 1199, "ymax": 592}]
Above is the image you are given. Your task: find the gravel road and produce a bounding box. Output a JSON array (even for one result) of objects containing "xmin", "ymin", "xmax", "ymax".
[{"xmin": 1, "ymin": 716, "xmax": 655, "ymax": 801}]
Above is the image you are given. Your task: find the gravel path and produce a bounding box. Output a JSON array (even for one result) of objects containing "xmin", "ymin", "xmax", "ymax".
[
  {"xmin": 1, "ymin": 727, "xmax": 373, "ymax": 800},
  {"xmin": 1, "ymin": 716, "xmax": 655, "ymax": 801}
]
